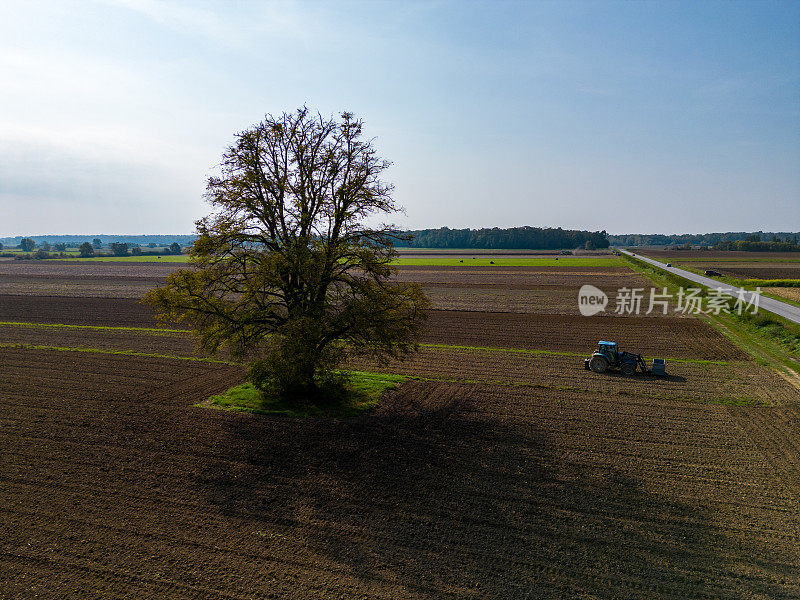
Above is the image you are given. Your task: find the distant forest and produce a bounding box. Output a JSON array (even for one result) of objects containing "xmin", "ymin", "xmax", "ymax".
[
  {"xmin": 713, "ymin": 234, "xmax": 800, "ymax": 252},
  {"xmin": 1, "ymin": 228, "xmax": 611, "ymax": 251},
  {"xmin": 609, "ymin": 231, "xmax": 800, "ymax": 248},
  {"xmin": 394, "ymin": 227, "xmax": 610, "ymax": 250},
  {"xmin": 5, "ymin": 230, "xmax": 800, "ymax": 252},
  {"xmin": 0, "ymin": 234, "xmax": 196, "ymax": 247}
]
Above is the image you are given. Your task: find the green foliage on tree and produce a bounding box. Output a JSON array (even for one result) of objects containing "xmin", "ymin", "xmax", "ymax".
[
  {"xmin": 79, "ymin": 242, "xmax": 94, "ymax": 257},
  {"xmin": 19, "ymin": 238, "xmax": 35, "ymax": 252},
  {"xmin": 109, "ymin": 242, "xmax": 129, "ymax": 256},
  {"xmin": 169, "ymin": 242, "xmax": 181, "ymax": 255},
  {"xmin": 92, "ymin": 238, "xmax": 102, "ymax": 249},
  {"xmin": 146, "ymin": 107, "xmax": 430, "ymax": 404}
]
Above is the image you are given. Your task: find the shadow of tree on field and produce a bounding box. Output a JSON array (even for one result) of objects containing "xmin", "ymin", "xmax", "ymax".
[{"xmin": 196, "ymin": 381, "xmax": 791, "ymax": 599}]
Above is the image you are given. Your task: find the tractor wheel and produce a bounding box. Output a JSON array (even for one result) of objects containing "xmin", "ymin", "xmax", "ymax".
[
  {"xmin": 620, "ymin": 362, "xmax": 636, "ymax": 376},
  {"xmin": 589, "ymin": 356, "xmax": 608, "ymax": 373}
]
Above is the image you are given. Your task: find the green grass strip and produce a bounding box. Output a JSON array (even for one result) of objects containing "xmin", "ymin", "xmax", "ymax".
[
  {"xmin": 202, "ymin": 370, "xmax": 406, "ymax": 418},
  {"xmin": 54, "ymin": 255, "xmax": 190, "ymax": 262},
  {"xmin": 0, "ymin": 321, "xmax": 189, "ymax": 334},
  {"xmin": 0, "ymin": 322, "xmax": 730, "ymax": 366},
  {"xmin": 0, "ymin": 342, "xmax": 235, "ymax": 364},
  {"xmin": 419, "ymin": 342, "xmax": 730, "ymax": 365}
]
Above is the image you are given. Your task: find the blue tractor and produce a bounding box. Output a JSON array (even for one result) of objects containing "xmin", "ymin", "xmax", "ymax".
[{"xmin": 584, "ymin": 341, "xmax": 666, "ymax": 376}]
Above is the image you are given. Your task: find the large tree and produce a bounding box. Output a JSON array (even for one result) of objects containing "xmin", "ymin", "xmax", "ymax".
[
  {"xmin": 145, "ymin": 108, "xmax": 429, "ymax": 402},
  {"xmin": 79, "ymin": 242, "xmax": 94, "ymax": 257},
  {"xmin": 109, "ymin": 242, "xmax": 129, "ymax": 256}
]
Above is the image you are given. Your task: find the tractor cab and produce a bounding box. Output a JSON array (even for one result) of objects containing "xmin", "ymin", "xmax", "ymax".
[{"xmin": 597, "ymin": 341, "xmax": 618, "ymax": 362}]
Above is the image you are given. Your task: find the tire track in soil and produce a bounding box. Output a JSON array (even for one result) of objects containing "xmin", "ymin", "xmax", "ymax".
[{"xmin": 727, "ymin": 405, "xmax": 800, "ymax": 504}]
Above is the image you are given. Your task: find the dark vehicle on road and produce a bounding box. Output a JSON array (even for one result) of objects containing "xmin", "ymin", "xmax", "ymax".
[{"xmin": 704, "ymin": 270, "xmax": 722, "ymax": 277}]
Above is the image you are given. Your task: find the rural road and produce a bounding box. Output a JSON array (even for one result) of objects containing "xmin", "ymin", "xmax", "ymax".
[{"xmin": 619, "ymin": 249, "xmax": 800, "ymax": 325}]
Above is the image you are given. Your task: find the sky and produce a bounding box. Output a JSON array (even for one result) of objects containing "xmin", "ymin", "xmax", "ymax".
[{"xmin": 0, "ymin": 0, "xmax": 798, "ymax": 236}]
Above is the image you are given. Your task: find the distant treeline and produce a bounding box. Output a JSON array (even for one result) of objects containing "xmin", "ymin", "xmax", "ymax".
[
  {"xmin": 394, "ymin": 227, "xmax": 610, "ymax": 249},
  {"xmin": 0, "ymin": 234, "xmax": 196, "ymax": 247},
  {"xmin": 609, "ymin": 231, "xmax": 800, "ymax": 247},
  {"xmin": 2, "ymin": 236, "xmax": 186, "ymax": 259},
  {"xmin": 2, "ymin": 228, "xmax": 611, "ymax": 250},
  {"xmin": 713, "ymin": 234, "xmax": 800, "ymax": 252}
]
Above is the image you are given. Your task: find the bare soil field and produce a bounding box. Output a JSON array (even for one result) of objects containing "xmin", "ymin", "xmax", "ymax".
[
  {"xmin": 0, "ymin": 260, "xmax": 183, "ymax": 278},
  {"xmin": 396, "ymin": 249, "xmax": 614, "ymax": 256},
  {"xmin": 0, "ymin": 260, "xmax": 181, "ymax": 298},
  {"xmin": 420, "ymin": 285, "xmax": 578, "ymax": 313},
  {"xmin": 0, "ymin": 294, "xmax": 163, "ymax": 327},
  {"xmin": 3, "ymin": 259, "xmax": 800, "ymax": 598},
  {"xmin": 637, "ymin": 249, "xmax": 800, "ymax": 261},
  {"xmin": 349, "ymin": 346, "xmax": 797, "ymax": 406},
  {"xmin": 685, "ymin": 263, "xmax": 800, "ymax": 280},
  {"xmin": 399, "ymin": 265, "xmax": 670, "ymax": 314},
  {"xmin": 3, "ymin": 348, "xmax": 799, "ymax": 599},
  {"xmin": 394, "ymin": 264, "xmax": 633, "ymax": 280},
  {"xmin": 0, "ymin": 300, "xmax": 744, "ymax": 361},
  {"xmin": 0, "ymin": 274, "xmax": 162, "ymax": 298},
  {"xmin": 420, "ymin": 311, "xmax": 746, "ymax": 360},
  {"xmin": 0, "ymin": 263, "xmax": 654, "ymax": 314},
  {"xmin": 0, "ymin": 322, "xmax": 206, "ymax": 358}
]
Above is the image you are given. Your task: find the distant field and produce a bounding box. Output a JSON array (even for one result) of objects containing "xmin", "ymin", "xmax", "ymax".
[
  {"xmin": 633, "ymin": 249, "xmax": 800, "ymax": 262},
  {"xmin": 657, "ymin": 258, "xmax": 800, "ymax": 264},
  {"xmin": 632, "ymin": 249, "xmax": 800, "ymax": 283},
  {"xmin": 55, "ymin": 255, "xmax": 190, "ymax": 262},
  {"xmin": 392, "ymin": 256, "xmax": 621, "ymax": 267},
  {"xmin": 52, "ymin": 255, "xmax": 622, "ymax": 267}
]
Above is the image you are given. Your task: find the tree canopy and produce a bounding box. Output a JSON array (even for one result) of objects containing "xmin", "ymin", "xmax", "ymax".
[
  {"xmin": 79, "ymin": 242, "xmax": 94, "ymax": 257},
  {"xmin": 109, "ymin": 242, "xmax": 129, "ymax": 256},
  {"xmin": 146, "ymin": 107, "xmax": 429, "ymax": 403}
]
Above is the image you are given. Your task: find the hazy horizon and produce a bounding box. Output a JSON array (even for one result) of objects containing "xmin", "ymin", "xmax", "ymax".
[
  {"xmin": 4, "ymin": 228, "xmax": 800, "ymax": 243},
  {"xmin": 2, "ymin": 1, "xmax": 798, "ymax": 237}
]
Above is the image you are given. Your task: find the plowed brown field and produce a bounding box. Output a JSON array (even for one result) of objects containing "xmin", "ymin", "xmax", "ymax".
[
  {"xmin": 0, "ymin": 305, "xmax": 745, "ymax": 361},
  {"xmin": 2, "ymin": 349, "xmax": 799, "ymax": 599},
  {"xmin": 637, "ymin": 249, "xmax": 800, "ymax": 261},
  {"xmin": 0, "ymin": 295, "xmax": 161, "ymax": 327},
  {"xmin": 348, "ymin": 346, "xmax": 796, "ymax": 405},
  {"xmin": 681, "ymin": 263, "xmax": 800, "ymax": 280},
  {"xmin": 421, "ymin": 311, "xmax": 746, "ymax": 360},
  {"xmin": 3, "ymin": 259, "xmax": 800, "ymax": 598}
]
